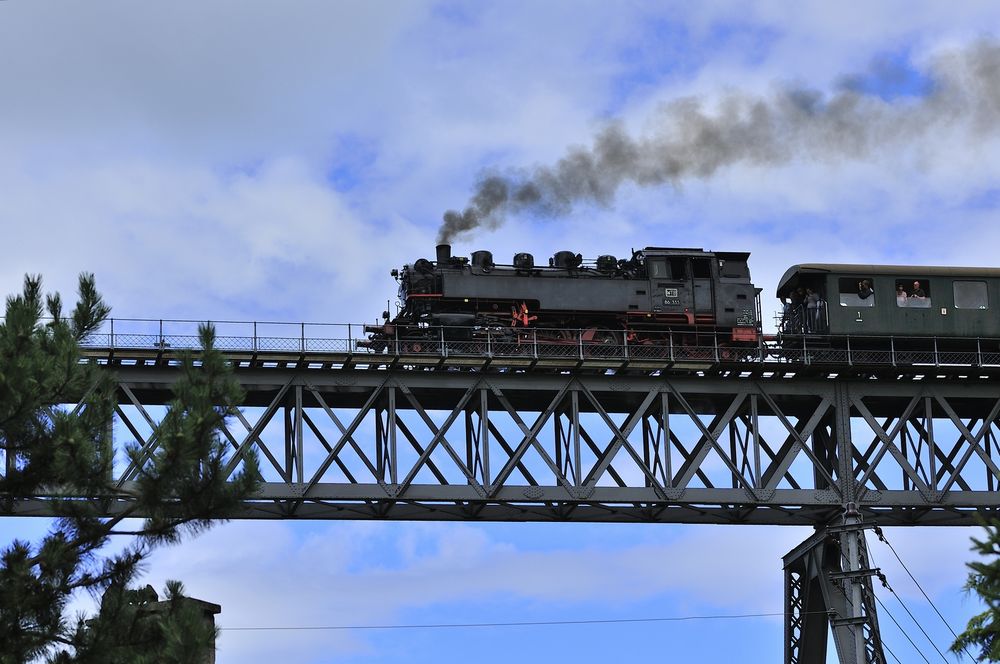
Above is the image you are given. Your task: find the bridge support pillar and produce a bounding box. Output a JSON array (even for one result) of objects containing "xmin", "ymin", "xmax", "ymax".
[{"xmin": 783, "ymin": 507, "xmax": 885, "ymax": 664}]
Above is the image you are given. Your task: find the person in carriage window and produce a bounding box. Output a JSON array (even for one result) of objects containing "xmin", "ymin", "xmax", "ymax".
[
  {"xmin": 896, "ymin": 284, "xmax": 908, "ymax": 306},
  {"xmin": 858, "ymin": 280, "xmax": 873, "ymax": 300},
  {"xmin": 910, "ymin": 281, "xmax": 926, "ymax": 299}
]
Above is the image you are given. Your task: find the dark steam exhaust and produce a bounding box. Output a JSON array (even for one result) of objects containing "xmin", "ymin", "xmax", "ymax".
[{"xmin": 438, "ymin": 39, "xmax": 1000, "ymax": 244}]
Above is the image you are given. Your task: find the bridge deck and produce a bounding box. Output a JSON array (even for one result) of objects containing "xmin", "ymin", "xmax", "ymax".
[
  {"xmin": 80, "ymin": 317, "xmax": 1000, "ymax": 380},
  {"xmin": 7, "ymin": 319, "xmax": 1000, "ymax": 526}
]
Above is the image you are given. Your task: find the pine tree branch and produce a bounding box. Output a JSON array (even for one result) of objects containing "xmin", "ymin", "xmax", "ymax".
[{"xmin": 2, "ymin": 278, "xmax": 257, "ymax": 661}]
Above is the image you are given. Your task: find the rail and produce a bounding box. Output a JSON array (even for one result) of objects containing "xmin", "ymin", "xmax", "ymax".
[
  {"xmin": 775, "ymin": 302, "xmax": 831, "ymax": 335},
  {"xmin": 75, "ymin": 317, "xmax": 1000, "ymax": 370}
]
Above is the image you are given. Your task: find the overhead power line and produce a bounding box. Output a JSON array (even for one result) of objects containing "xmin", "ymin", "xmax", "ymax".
[
  {"xmin": 873, "ymin": 526, "xmax": 976, "ymax": 664},
  {"xmin": 881, "ymin": 640, "xmax": 904, "ymax": 664},
  {"xmin": 220, "ymin": 610, "xmax": 829, "ymax": 632},
  {"xmin": 884, "ymin": 582, "xmax": 951, "ymax": 663},
  {"xmin": 868, "ymin": 535, "xmax": 949, "ymax": 664},
  {"xmin": 873, "ymin": 594, "xmax": 934, "ymax": 664}
]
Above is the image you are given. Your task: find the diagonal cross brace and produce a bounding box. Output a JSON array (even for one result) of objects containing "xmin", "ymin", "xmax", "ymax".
[
  {"xmin": 909, "ymin": 417, "xmax": 977, "ymax": 492},
  {"xmin": 116, "ymin": 385, "xmax": 163, "ymax": 485},
  {"xmin": 229, "ymin": 407, "xmax": 290, "ymax": 480},
  {"xmin": 307, "ymin": 388, "xmax": 381, "ymax": 481},
  {"xmin": 301, "ymin": 377, "xmax": 391, "ymax": 494},
  {"xmin": 935, "ymin": 396, "xmax": 1000, "ymax": 496},
  {"xmin": 223, "ymin": 380, "xmax": 293, "ymax": 479},
  {"xmin": 854, "ymin": 396, "xmax": 930, "ymax": 492},
  {"xmin": 488, "ymin": 381, "xmax": 576, "ymax": 497},
  {"xmin": 394, "ymin": 417, "xmax": 450, "ymax": 485},
  {"xmin": 577, "ymin": 385, "xmax": 664, "ymax": 494},
  {"xmin": 757, "ymin": 391, "xmax": 838, "ymax": 493},
  {"xmin": 487, "ymin": 421, "xmax": 538, "ymax": 486},
  {"xmin": 114, "ymin": 405, "xmax": 159, "ymax": 487},
  {"xmin": 395, "ymin": 383, "xmax": 486, "ymax": 497},
  {"xmin": 301, "ymin": 410, "xmax": 359, "ymax": 483},
  {"xmin": 669, "ymin": 387, "xmax": 751, "ymax": 490}
]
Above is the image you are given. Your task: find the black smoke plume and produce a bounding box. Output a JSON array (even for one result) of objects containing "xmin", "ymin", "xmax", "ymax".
[{"xmin": 438, "ymin": 39, "xmax": 1000, "ymax": 244}]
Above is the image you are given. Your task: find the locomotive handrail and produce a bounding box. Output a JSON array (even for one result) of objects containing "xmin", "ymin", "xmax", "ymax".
[{"xmin": 73, "ymin": 316, "xmax": 1000, "ymax": 372}]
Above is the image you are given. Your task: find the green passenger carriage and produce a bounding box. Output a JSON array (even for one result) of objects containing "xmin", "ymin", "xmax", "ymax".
[{"xmin": 777, "ymin": 263, "xmax": 1000, "ymax": 341}]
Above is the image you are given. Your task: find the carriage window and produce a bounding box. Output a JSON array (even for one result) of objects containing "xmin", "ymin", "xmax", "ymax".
[
  {"xmin": 838, "ymin": 278, "xmax": 875, "ymax": 307},
  {"xmin": 896, "ymin": 279, "xmax": 931, "ymax": 308},
  {"xmin": 954, "ymin": 280, "xmax": 989, "ymax": 309}
]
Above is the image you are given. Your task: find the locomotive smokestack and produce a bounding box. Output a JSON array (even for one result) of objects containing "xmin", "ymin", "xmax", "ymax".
[
  {"xmin": 436, "ymin": 243, "xmax": 452, "ymax": 265},
  {"xmin": 438, "ymin": 39, "xmax": 1000, "ymax": 242}
]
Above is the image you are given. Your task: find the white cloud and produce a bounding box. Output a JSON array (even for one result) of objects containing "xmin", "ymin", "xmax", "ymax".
[
  {"xmin": 5, "ymin": 4, "xmax": 1000, "ymax": 662},
  {"xmin": 132, "ymin": 519, "xmax": 981, "ymax": 663},
  {"xmin": 4, "ymin": 2, "xmax": 1000, "ymax": 322},
  {"xmin": 0, "ymin": 2, "xmax": 427, "ymax": 162},
  {"xmin": 0, "ymin": 156, "xmax": 411, "ymax": 321},
  {"xmin": 136, "ymin": 521, "xmax": 807, "ymax": 662},
  {"xmin": 0, "ymin": 1, "xmax": 648, "ymax": 322}
]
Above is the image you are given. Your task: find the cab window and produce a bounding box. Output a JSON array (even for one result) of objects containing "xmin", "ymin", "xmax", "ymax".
[
  {"xmin": 692, "ymin": 258, "xmax": 712, "ymax": 279},
  {"xmin": 669, "ymin": 258, "xmax": 687, "ymax": 280},
  {"xmin": 647, "ymin": 258, "xmax": 668, "ymax": 279}
]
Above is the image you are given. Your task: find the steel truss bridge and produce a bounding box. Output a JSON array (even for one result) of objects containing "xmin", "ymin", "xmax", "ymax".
[{"xmin": 11, "ymin": 317, "xmax": 1000, "ymax": 664}]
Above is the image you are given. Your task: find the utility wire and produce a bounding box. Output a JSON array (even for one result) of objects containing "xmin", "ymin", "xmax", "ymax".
[
  {"xmin": 874, "ymin": 526, "xmax": 976, "ymax": 664},
  {"xmin": 220, "ymin": 610, "xmax": 828, "ymax": 632},
  {"xmin": 884, "ymin": 584, "xmax": 951, "ymax": 663},
  {"xmin": 838, "ymin": 608, "xmax": 902, "ymax": 664},
  {"xmin": 866, "ymin": 535, "xmax": 949, "ymax": 663},
  {"xmin": 881, "ymin": 639, "xmax": 904, "ymax": 664},
  {"xmin": 873, "ymin": 594, "xmax": 934, "ymax": 664}
]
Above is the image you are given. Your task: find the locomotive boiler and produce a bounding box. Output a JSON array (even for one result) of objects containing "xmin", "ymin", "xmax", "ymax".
[{"xmin": 363, "ymin": 244, "xmax": 763, "ymax": 350}]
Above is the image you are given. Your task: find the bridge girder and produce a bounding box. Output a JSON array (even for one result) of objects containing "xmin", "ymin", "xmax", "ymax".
[
  {"xmin": 6, "ymin": 360, "xmax": 1000, "ymax": 526},
  {"xmin": 6, "ymin": 337, "xmax": 999, "ymax": 664}
]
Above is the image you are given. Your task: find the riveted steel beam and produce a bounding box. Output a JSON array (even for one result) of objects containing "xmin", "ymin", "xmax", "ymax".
[{"xmin": 7, "ymin": 360, "xmax": 1000, "ymax": 525}]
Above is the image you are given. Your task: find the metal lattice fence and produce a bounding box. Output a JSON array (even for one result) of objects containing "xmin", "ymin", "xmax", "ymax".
[{"xmin": 78, "ymin": 318, "xmax": 1000, "ymax": 370}]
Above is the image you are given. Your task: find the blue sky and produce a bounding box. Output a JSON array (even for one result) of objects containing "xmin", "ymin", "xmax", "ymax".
[{"xmin": 3, "ymin": 1, "xmax": 1000, "ymax": 662}]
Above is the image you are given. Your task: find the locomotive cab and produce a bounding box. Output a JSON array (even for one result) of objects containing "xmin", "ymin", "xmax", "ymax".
[
  {"xmin": 641, "ymin": 250, "xmax": 711, "ymax": 324},
  {"xmin": 640, "ymin": 248, "xmax": 760, "ymax": 341}
]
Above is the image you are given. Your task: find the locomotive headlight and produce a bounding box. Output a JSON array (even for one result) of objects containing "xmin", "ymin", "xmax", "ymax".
[{"xmin": 390, "ymin": 269, "xmax": 399, "ymax": 278}]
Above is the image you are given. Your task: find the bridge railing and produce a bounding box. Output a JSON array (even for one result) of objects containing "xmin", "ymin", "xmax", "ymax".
[
  {"xmin": 78, "ymin": 317, "xmax": 1000, "ymax": 369},
  {"xmin": 82, "ymin": 319, "xmax": 356, "ymax": 354}
]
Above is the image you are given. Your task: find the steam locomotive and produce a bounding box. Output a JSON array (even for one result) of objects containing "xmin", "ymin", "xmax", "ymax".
[
  {"xmin": 363, "ymin": 244, "xmax": 1000, "ymax": 356},
  {"xmin": 362, "ymin": 244, "xmax": 762, "ymax": 351}
]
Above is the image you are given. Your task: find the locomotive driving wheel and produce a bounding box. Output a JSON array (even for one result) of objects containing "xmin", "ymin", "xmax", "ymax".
[
  {"xmin": 592, "ymin": 329, "xmax": 622, "ymax": 345},
  {"xmin": 400, "ymin": 340, "xmax": 426, "ymax": 354},
  {"xmin": 586, "ymin": 327, "xmax": 624, "ymax": 358}
]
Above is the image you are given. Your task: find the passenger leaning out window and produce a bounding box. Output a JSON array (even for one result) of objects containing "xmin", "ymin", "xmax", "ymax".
[{"xmin": 858, "ymin": 280, "xmax": 873, "ymax": 300}]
